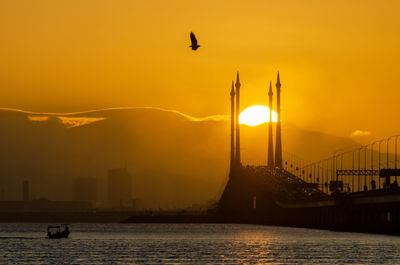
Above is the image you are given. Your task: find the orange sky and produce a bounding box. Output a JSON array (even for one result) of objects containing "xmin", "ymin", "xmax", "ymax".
[{"xmin": 0, "ymin": 0, "xmax": 399, "ymax": 139}]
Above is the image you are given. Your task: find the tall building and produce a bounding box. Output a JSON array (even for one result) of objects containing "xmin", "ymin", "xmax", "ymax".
[
  {"xmin": 275, "ymin": 72, "xmax": 283, "ymax": 168},
  {"xmin": 108, "ymin": 168, "xmax": 132, "ymax": 208},
  {"xmin": 235, "ymin": 71, "xmax": 241, "ymax": 166},
  {"xmin": 230, "ymin": 80, "xmax": 236, "ymax": 172},
  {"xmin": 72, "ymin": 177, "xmax": 97, "ymax": 203},
  {"xmin": 268, "ymin": 81, "xmax": 274, "ymax": 168},
  {"xmin": 22, "ymin": 180, "xmax": 29, "ymax": 201}
]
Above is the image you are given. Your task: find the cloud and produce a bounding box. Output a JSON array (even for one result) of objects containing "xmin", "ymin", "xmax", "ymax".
[
  {"xmin": 1, "ymin": 106, "xmax": 228, "ymax": 122},
  {"xmin": 28, "ymin": 114, "xmax": 105, "ymax": 128},
  {"xmin": 136, "ymin": 107, "xmax": 229, "ymax": 122},
  {"xmin": 350, "ymin": 130, "xmax": 372, "ymax": 137},
  {"xmin": 28, "ymin": 116, "xmax": 49, "ymax": 122},
  {"xmin": 188, "ymin": 114, "xmax": 229, "ymax": 122},
  {"xmin": 57, "ymin": 117, "xmax": 106, "ymax": 128}
]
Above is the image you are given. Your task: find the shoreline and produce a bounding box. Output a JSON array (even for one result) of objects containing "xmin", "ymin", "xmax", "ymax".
[{"xmin": 2, "ymin": 211, "xmax": 399, "ymax": 236}]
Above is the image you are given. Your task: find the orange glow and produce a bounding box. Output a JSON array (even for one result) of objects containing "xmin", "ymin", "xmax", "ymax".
[
  {"xmin": 0, "ymin": 1, "xmax": 400, "ymax": 138},
  {"xmin": 239, "ymin": 105, "xmax": 277, "ymax": 126}
]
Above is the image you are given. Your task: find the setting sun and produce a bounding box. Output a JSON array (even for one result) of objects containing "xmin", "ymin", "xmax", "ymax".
[{"xmin": 239, "ymin": 105, "xmax": 278, "ymax": 126}]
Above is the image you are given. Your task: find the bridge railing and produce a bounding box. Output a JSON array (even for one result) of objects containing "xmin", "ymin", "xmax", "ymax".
[{"xmin": 282, "ymin": 134, "xmax": 400, "ymax": 194}]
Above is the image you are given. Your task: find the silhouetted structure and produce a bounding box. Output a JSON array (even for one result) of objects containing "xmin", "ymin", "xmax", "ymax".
[
  {"xmin": 22, "ymin": 180, "xmax": 29, "ymax": 201},
  {"xmin": 132, "ymin": 198, "xmax": 144, "ymax": 211},
  {"xmin": 219, "ymin": 72, "xmax": 400, "ymax": 236},
  {"xmin": 108, "ymin": 168, "xmax": 132, "ymax": 208},
  {"xmin": 275, "ymin": 72, "xmax": 283, "ymax": 168},
  {"xmin": 268, "ymin": 81, "xmax": 274, "ymax": 168},
  {"xmin": 72, "ymin": 177, "xmax": 97, "ymax": 203},
  {"xmin": 47, "ymin": 224, "xmax": 70, "ymax": 239},
  {"xmin": 235, "ymin": 72, "xmax": 241, "ymax": 166},
  {"xmin": 0, "ymin": 199, "xmax": 92, "ymax": 212},
  {"xmin": 220, "ymin": 71, "xmax": 328, "ymax": 213},
  {"xmin": 230, "ymin": 81, "xmax": 236, "ymax": 172}
]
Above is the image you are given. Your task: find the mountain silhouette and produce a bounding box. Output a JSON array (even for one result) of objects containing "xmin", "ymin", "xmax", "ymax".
[{"xmin": 0, "ymin": 107, "xmax": 360, "ymax": 209}]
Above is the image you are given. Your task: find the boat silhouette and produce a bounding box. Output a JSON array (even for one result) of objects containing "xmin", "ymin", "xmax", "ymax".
[{"xmin": 47, "ymin": 224, "xmax": 70, "ymax": 239}]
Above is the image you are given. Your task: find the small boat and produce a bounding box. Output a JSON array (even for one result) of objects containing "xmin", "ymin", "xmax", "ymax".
[{"xmin": 47, "ymin": 224, "xmax": 70, "ymax": 239}]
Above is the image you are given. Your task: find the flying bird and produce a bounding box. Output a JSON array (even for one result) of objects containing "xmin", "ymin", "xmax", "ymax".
[{"xmin": 189, "ymin": 32, "xmax": 200, "ymax": 51}]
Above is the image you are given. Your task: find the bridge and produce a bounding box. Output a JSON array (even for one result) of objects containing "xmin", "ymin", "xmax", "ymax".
[{"xmin": 218, "ymin": 72, "xmax": 400, "ymax": 234}]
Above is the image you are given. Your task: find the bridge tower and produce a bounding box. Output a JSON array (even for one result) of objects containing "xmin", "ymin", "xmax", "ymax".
[
  {"xmin": 275, "ymin": 72, "xmax": 283, "ymax": 168},
  {"xmin": 235, "ymin": 71, "xmax": 241, "ymax": 166},
  {"xmin": 230, "ymin": 81, "xmax": 236, "ymax": 172},
  {"xmin": 268, "ymin": 81, "xmax": 274, "ymax": 168}
]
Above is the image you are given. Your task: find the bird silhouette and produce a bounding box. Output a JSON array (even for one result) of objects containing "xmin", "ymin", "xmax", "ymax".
[{"xmin": 189, "ymin": 32, "xmax": 200, "ymax": 51}]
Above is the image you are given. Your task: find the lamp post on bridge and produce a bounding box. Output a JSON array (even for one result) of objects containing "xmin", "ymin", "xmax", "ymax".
[
  {"xmin": 357, "ymin": 146, "xmax": 365, "ymax": 192},
  {"xmin": 394, "ymin": 135, "xmax": 400, "ymax": 184},
  {"xmin": 319, "ymin": 159, "xmax": 328, "ymax": 193},
  {"xmin": 303, "ymin": 161, "xmax": 311, "ymax": 183},
  {"xmin": 335, "ymin": 152, "xmax": 344, "ymax": 177},
  {"xmin": 313, "ymin": 162, "xmax": 317, "ymax": 184},
  {"xmin": 301, "ymin": 158, "xmax": 306, "ymax": 180},
  {"xmin": 332, "ymin": 149, "xmax": 344, "ymax": 184},
  {"xmin": 335, "ymin": 154, "xmax": 340, "ymax": 189},
  {"xmin": 352, "ymin": 149, "xmax": 355, "ymax": 192},
  {"xmin": 326, "ymin": 159, "xmax": 330, "ymax": 193},
  {"xmin": 297, "ymin": 156, "xmax": 305, "ymax": 179},
  {"xmin": 336, "ymin": 152, "xmax": 347, "ymax": 191},
  {"xmin": 326, "ymin": 158, "xmax": 330, "ymax": 192},
  {"xmin": 316, "ymin": 159, "xmax": 323, "ymax": 189},
  {"xmin": 379, "ymin": 139, "xmax": 385, "ymax": 189},
  {"xmin": 394, "ymin": 135, "xmax": 400, "ymax": 170},
  {"xmin": 322, "ymin": 159, "xmax": 327, "ymax": 192},
  {"xmin": 309, "ymin": 163, "xmax": 313, "ymax": 183},
  {"xmin": 293, "ymin": 155, "xmax": 299, "ymax": 178},
  {"xmin": 308, "ymin": 162, "xmax": 313, "ymax": 183},
  {"xmin": 370, "ymin": 141, "xmax": 380, "ymax": 190},
  {"xmin": 364, "ymin": 146, "xmax": 368, "ymax": 191},
  {"xmin": 387, "ymin": 136, "xmax": 395, "ymax": 170}
]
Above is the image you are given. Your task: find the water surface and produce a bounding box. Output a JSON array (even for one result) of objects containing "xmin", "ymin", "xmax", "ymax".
[{"xmin": 0, "ymin": 223, "xmax": 399, "ymax": 264}]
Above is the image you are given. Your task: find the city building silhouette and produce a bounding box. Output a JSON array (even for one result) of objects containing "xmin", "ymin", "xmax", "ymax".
[
  {"xmin": 108, "ymin": 168, "xmax": 132, "ymax": 208},
  {"xmin": 275, "ymin": 72, "xmax": 283, "ymax": 168},
  {"xmin": 22, "ymin": 180, "xmax": 29, "ymax": 201},
  {"xmin": 230, "ymin": 80, "xmax": 235, "ymax": 172},
  {"xmin": 268, "ymin": 81, "xmax": 274, "ymax": 168},
  {"xmin": 72, "ymin": 177, "xmax": 97, "ymax": 203},
  {"xmin": 235, "ymin": 71, "xmax": 241, "ymax": 166}
]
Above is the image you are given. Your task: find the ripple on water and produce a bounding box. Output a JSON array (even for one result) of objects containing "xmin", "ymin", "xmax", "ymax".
[{"xmin": 0, "ymin": 223, "xmax": 399, "ymax": 264}]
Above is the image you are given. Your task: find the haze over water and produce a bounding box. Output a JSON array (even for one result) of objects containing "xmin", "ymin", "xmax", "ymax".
[{"xmin": 1, "ymin": 223, "xmax": 400, "ymax": 264}]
